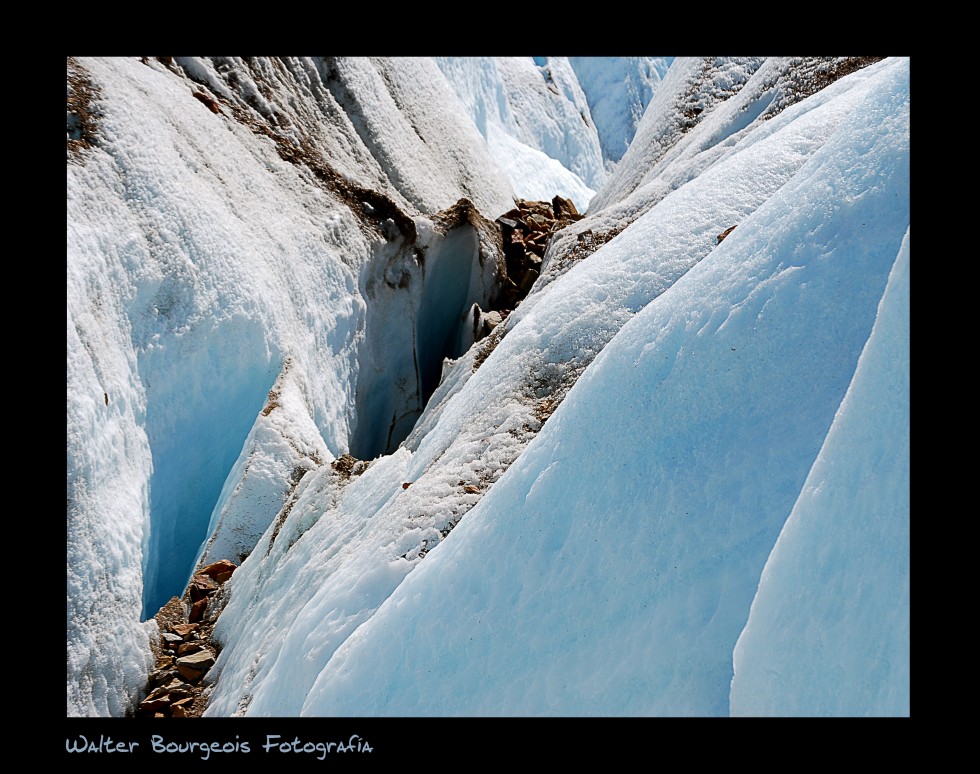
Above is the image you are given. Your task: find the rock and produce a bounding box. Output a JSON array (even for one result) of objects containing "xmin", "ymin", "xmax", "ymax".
[
  {"xmin": 189, "ymin": 574, "xmax": 219, "ymax": 601},
  {"xmin": 463, "ymin": 485, "xmax": 480, "ymax": 494},
  {"xmin": 145, "ymin": 683, "xmax": 171, "ymax": 701},
  {"xmin": 171, "ymin": 697, "xmax": 194, "ymax": 710},
  {"xmin": 717, "ymin": 225, "xmax": 737, "ymax": 243},
  {"xmin": 496, "ymin": 216, "xmax": 519, "ymax": 229},
  {"xmin": 171, "ymin": 623, "xmax": 199, "ymax": 638},
  {"xmin": 143, "ymin": 678, "xmax": 193, "ymax": 705},
  {"xmin": 177, "ymin": 641, "xmax": 204, "ymax": 656},
  {"xmin": 402, "ymin": 482, "xmax": 412, "ymax": 490},
  {"xmin": 214, "ymin": 570, "xmax": 235, "ymax": 584},
  {"xmin": 162, "ymin": 679, "xmax": 194, "ymax": 701},
  {"xmin": 552, "ymin": 195, "xmax": 579, "ymax": 218},
  {"xmin": 141, "ymin": 696, "xmax": 172, "ymax": 713},
  {"xmin": 527, "ymin": 234, "xmax": 549, "ymax": 249},
  {"xmin": 154, "ymin": 595, "xmax": 187, "ymax": 634},
  {"xmin": 176, "ymin": 664, "xmax": 205, "ymax": 682},
  {"xmin": 518, "ymin": 200, "xmax": 553, "ymax": 218},
  {"xmin": 149, "ymin": 668, "xmax": 178, "ymax": 686},
  {"xmin": 192, "ymin": 90, "xmax": 222, "ymax": 114},
  {"xmin": 484, "ymin": 311, "xmax": 503, "ymax": 331},
  {"xmin": 162, "ymin": 632, "xmax": 182, "ymax": 646},
  {"xmin": 200, "ymin": 559, "xmax": 237, "ymax": 580},
  {"xmin": 171, "ymin": 705, "xmax": 189, "ymax": 718},
  {"xmin": 331, "ymin": 453, "xmax": 363, "ymax": 480},
  {"xmin": 518, "ymin": 267, "xmax": 540, "ymax": 293},
  {"xmin": 525, "ymin": 241, "xmax": 545, "ymax": 258},
  {"xmin": 177, "ymin": 649, "xmax": 215, "ymax": 671},
  {"xmin": 188, "ymin": 598, "xmax": 208, "ymax": 622}
]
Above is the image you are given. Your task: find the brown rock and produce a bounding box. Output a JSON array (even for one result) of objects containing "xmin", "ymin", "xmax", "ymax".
[
  {"xmin": 518, "ymin": 267, "xmax": 540, "ymax": 293},
  {"xmin": 163, "ymin": 681, "xmax": 194, "ymax": 702},
  {"xmin": 214, "ymin": 570, "xmax": 235, "ymax": 584},
  {"xmin": 552, "ymin": 195, "xmax": 579, "ymax": 218},
  {"xmin": 139, "ymin": 696, "xmax": 171, "ymax": 713},
  {"xmin": 171, "ymin": 623, "xmax": 199, "ymax": 638},
  {"xmin": 525, "ymin": 241, "xmax": 545, "ymax": 258},
  {"xmin": 188, "ymin": 598, "xmax": 208, "ymax": 622},
  {"xmin": 463, "ymin": 485, "xmax": 480, "ymax": 494},
  {"xmin": 171, "ymin": 697, "xmax": 194, "ymax": 710},
  {"xmin": 149, "ymin": 668, "xmax": 178, "ymax": 686},
  {"xmin": 177, "ymin": 641, "xmax": 204, "ymax": 656},
  {"xmin": 145, "ymin": 683, "xmax": 171, "ymax": 701},
  {"xmin": 171, "ymin": 705, "xmax": 189, "ymax": 718},
  {"xmin": 192, "ymin": 90, "xmax": 222, "ymax": 114},
  {"xmin": 518, "ymin": 200, "xmax": 553, "ymax": 218},
  {"xmin": 717, "ymin": 225, "xmax": 737, "ymax": 243},
  {"xmin": 402, "ymin": 482, "xmax": 412, "ymax": 490},
  {"xmin": 162, "ymin": 632, "xmax": 182, "ymax": 646},
  {"xmin": 189, "ymin": 574, "xmax": 219, "ymax": 601},
  {"xmin": 200, "ymin": 559, "xmax": 237, "ymax": 580},
  {"xmin": 176, "ymin": 664, "xmax": 205, "ymax": 682}
]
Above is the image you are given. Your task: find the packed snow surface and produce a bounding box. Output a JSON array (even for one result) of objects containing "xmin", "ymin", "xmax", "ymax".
[
  {"xmin": 568, "ymin": 56, "xmax": 672, "ymax": 165},
  {"xmin": 436, "ymin": 57, "xmax": 604, "ymax": 211},
  {"xmin": 730, "ymin": 229, "xmax": 910, "ymax": 717}
]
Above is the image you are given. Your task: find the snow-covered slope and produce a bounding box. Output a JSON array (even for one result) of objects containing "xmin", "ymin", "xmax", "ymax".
[
  {"xmin": 67, "ymin": 56, "xmax": 909, "ymax": 718},
  {"xmin": 568, "ymin": 57, "xmax": 672, "ymax": 166},
  {"xmin": 730, "ymin": 230, "xmax": 910, "ymax": 717},
  {"xmin": 436, "ymin": 57, "xmax": 604, "ymax": 211}
]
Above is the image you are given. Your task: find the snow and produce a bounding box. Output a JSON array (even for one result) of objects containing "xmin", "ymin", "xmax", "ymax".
[
  {"xmin": 68, "ymin": 56, "xmax": 910, "ymax": 718},
  {"xmin": 730, "ymin": 229, "xmax": 910, "ymax": 717},
  {"xmin": 568, "ymin": 57, "xmax": 672, "ymax": 165},
  {"xmin": 315, "ymin": 57, "xmax": 516, "ymax": 217},
  {"xmin": 193, "ymin": 359, "xmax": 330, "ymax": 570},
  {"xmin": 436, "ymin": 57, "xmax": 602, "ymax": 211},
  {"xmin": 486, "ymin": 122, "xmax": 595, "ymax": 212}
]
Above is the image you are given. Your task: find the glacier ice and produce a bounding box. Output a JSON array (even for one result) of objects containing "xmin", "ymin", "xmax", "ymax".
[{"xmin": 67, "ymin": 56, "xmax": 909, "ymax": 718}]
